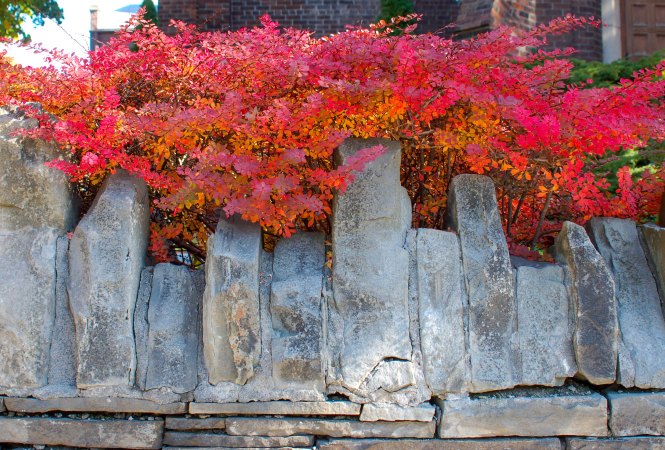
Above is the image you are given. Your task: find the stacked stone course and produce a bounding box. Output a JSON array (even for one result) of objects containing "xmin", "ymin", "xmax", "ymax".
[{"xmin": 1, "ymin": 108, "xmax": 665, "ymax": 448}]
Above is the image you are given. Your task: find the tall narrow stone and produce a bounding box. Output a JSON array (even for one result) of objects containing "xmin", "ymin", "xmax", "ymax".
[
  {"xmin": 415, "ymin": 228, "xmax": 468, "ymax": 394},
  {"xmin": 515, "ymin": 263, "xmax": 576, "ymax": 386},
  {"xmin": 68, "ymin": 171, "xmax": 149, "ymax": 388},
  {"xmin": 554, "ymin": 221, "xmax": 618, "ymax": 385},
  {"xmin": 203, "ymin": 216, "xmax": 262, "ymax": 385},
  {"xmin": 329, "ymin": 138, "xmax": 415, "ymax": 401},
  {"xmin": 271, "ymin": 232, "xmax": 325, "ymax": 392},
  {"xmin": 446, "ymin": 174, "xmax": 518, "ymax": 392},
  {"xmin": 642, "ymin": 223, "xmax": 665, "ymax": 316},
  {"xmin": 588, "ymin": 218, "xmax": 665, "ymax": 388}
]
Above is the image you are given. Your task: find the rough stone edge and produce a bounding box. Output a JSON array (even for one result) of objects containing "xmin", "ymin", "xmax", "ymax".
[
  {"xmin": 189, "ymin": 400, "xmax": 361, "ymax": 416},
  {"xmin": 318, "ymin": 437, "xmax": 563, "ymax": 449},
  {"xmin": 4, "ymin": 396, "xmax": 185, "ymax": 414}
]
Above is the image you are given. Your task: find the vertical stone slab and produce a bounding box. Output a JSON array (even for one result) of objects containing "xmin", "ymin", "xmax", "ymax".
[
  {"xmin": 554, "ymin": 221, "xmax": 618, "ymax": 385},
  {"xmin": 68, "ymin": 171, "xmax": 150, "ymax": 388},
  {"xmin": 0, "ymin": 227, "xmax": 58, "ymax": 390},
  {"xmin": 515, "ymin": 263, "xmax": 576, "ymax": 386},
  {"xmin": 271, "ymin": 232, "xmax": 325, "ymax": 392},
  {"xmin": 329, "ymin": 138, "xmax": 415, "ymax": 401},
  {"xmin": 143, "ymin": 263, "xmax": 202, "ymax": 393},
  {"xmin": 445, "ymin": 174, "xmax": 518, "ymax": 392},
  {"xmin": 588, "ymin": 218, "xmax": 665, "ymax": 388},
  {"xmin": 642, "ymin": 223, "xmax": 665, "ymax": 316},
  {"xmin": 415, "ymin": 228, "xmax": 468, "ymax": 394},
  {"xmin": 203, "ymin": 216, "xmax": 262, "ymax": 386}
]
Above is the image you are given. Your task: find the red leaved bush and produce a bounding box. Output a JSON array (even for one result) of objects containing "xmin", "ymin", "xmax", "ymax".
[{"xmin": 0, "ymin": 13, "xmax": 663, "ymax": 263}]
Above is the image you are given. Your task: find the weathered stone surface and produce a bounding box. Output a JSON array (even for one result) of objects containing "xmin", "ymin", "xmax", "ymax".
[
  {"xmin": 134, "ymin": 267, "xmax": 153, "ymax": 392},
  {"xmin": 437, "ymin": 386, "xmax": 608, "ymax": 438},
  {"xmin": 329, "ymin": 138, "xmax": 419, "ymax": 403},
  {"xmin": 163, "ymin": 432, "xmax": 314, "ymax": 448},
  {"xmin": 0, "ymin": 107, "xmax": 77, "ymax": 231},
  {"xmin": 271, "ymin": 232, "xmax": 325, "ymax": 392},
  {"xmin": 0, "ymin": 227, "xmax": 58, "ymax": 390},
  {"xmin": 643, "ymin": 224, "xmax": 665, "ymax": 314},
  {"xmin": 142, "ymin": 263, "xmax": 202, "ymax": 393},
  {"xmin": 588, "ymin": 218, "xmax": 665, "ymax": 388},
  {"xmin": 318, "ymin": 438, "xmax": 562, "ymax": 449},
  {"xmin": 415, "ymin": 229, "xmax": 468, "ymax": 394},
  {"xmin": 360, "ymin": 403, "xmax": 435, "ymax": 422},
  {"xmin": 554, "ymin": 221, "xmax": 618, "ymax": 385},
  {"xmin": 190, "ymin": 400, "xmax": 361, "ymax": 416},
  {"xmin": 165, "ymin": 417, "xmax": 226, "ymax": 430},
  {"xmin": 608, "ymin": 391, "xmax": 665, "ymax": 436},
  {"xmin": 68, "ymin": 171, "xmax": 149, "ymax": 388},
  {"xmin": 5, "ymin": 396, "xmax": 185, "ymax": 414},
  {"xmin": 226, "ymin": 417, "xmax": 436, "ymax": 438},
  {"xmin": 567, "ymin": 437, "xmax": 665, "ymax": 449},
  {"xmin": 515, "ymin": 263, "xmax": 576, "ymax": 386},
  {"xmin": 0, "ymin": 397, "xmax": 5, "ymax": 411},
  {"xmin": 203, "ymin": 215, "xmax": 261, "ymax": 386},
  {"xmin": 0, "ymin": 417, "xmax": 163, "ymax": 449}
]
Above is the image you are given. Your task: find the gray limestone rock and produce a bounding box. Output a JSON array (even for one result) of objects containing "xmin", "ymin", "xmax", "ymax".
[
  {"xmin": 134, "ymin": 267, "xmax": 154, "ymax": 392},
  {"xmin": 163, "ymin": 432, "xmax": 314, "ymax": 448},
  {"xmin": 359, "ymin": 403, "xmax": 435, "ymax": 422},
  {"xmin": 329, "ymin": 138, "xmax": 420, "ymax": 403},
  {"xmin": 446, "ymin": 174, "xmax": 518, "ymax": 392},
  {"xmin": 0, "ymin": 417, "xmax": 163, "ymax": 449},
  {"xmin": 203, "ymin": 215, "xmax": 262, "ymax": 386},
  {"xmin": 271, "ymin": 232, "xmax": 325, "ymax": 392},
  {"xmin": 515, "ymin": 263, "xmax": 576, "ymax": 386},
  {"xmin": 165, "ymin": 417, "xmax": 226, "ymax": 430},
  {"xmin": 415, "ymin": 229, "xmax": 469, "ymax": 395},
  {"xmin": 567, "ymin": 438, "xmax": 665, "ymax": 449},
  {"xmin": 642, "ymin": 224, "xmax": 665, "ymax": 317},
  {"xmin": 189, "ymin": 400, "xmax": 361, "ymax": 416},
  {"xmin": 225, "ymin": 417, "xmax": 436, "ymax": 438},
  {"xmin": 318, "ymin": 438, "xmax": 562, "ymax": 449},
  {"xmin": 588, "ymin": 218, "xmax": 665, "ymax": 388},
  {"xmin": 437, "ymin": 386, "xmax": 608, "ymax": 438},
  {"xmin": 554, "ymin": 221, "xmax": 618, "ymax": 385},
  {"xmin": 4, "ymin": 396, "xmax": 185, "ymax": 414},
  {"xmin": 143, "ymin": 263, "xmax": 202, "ymax": 393},
  {"xmin": 607, "ymin": 391, "xmax": 665, "ymax": 436},
  {"xmin": 0, "ymin": 227, "xmax": 59, "ymax": 391},
  {"xmin": 0, "ymin": 108, "xmax": 77, "ymax": 231},
  {"xmin": 68, "ymin": 171, "xmax": 149, "ymax": 388}
]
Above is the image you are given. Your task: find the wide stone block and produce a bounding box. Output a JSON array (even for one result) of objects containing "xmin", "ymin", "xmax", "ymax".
[
  {"xmin": 437, "ymin": 386, "xmax": 608, "ymax": 438},
  {"xmin": 360, "ymin": 403, "xmax": 435, "ymax": 422},
  {"xmin": 225, "ymin": 417, "xmax": 436, "ymax": 438},
  {"xmin": 554, "ymin": 221, "xmax": 618, "ymax": 385},
  {"xmin": 318, "ymin": 438, "xmax": 562, "ymax": 449},
  {"xmin": 163, "ymin": 432, "xmax": 314, "ymax": 448},
  {"xmin": 588, "ymin": 218, "xmax": 665, "ymax": 388},
  {"xmin": 446, "ymin": 174, "xmax": 518, "ymax": 392},
  {"xmin": 68, "ymin": 171, "xmax": 149, "ymax": 388},
  {"xmin": 165, "ymin": 417, "xmax": 226, "ymax": 430},
  {"xmin": 271, "ymin": 232, "xmax": 325, "ymax": 392},
  {"xmin": 189, "ymin": 400, "xmax": 361, "ymax": 416},
  {"xmin": 203, "ymin": 215, "xmax": 262, "ymax": 386},
  {"xmin": 141, "ymin": 263, "xmax": 201, "ymax": 393},
  {"xmin": 4, "ymin": 396, "xmax": 186, "ymax": 414},
  {"xmin": 329, "ymin": 138, "xmax": 418, "ymax": 402},
  {"xmin": 567, "ymin": 437, "xmax": 665, "ymax": 449},
  {"xmin": 415, "ymin": 229, "xmax": 468, "ymax": 395},
  {"xmin": 643, "ymin": 224, "xmax": 665, "ymax": 313},
  {"xmin": 515, "ymin": 263, "xmax": 576, "ymax": 386},
  {"xmin": 0, "ymin": 227, "xmax": 59, "ymax": 390},
  {"xmin": 0, "ymin": 417, "xmax": 163, "ymax": 449},
  {"xmin": 608, "ymin": 391, "xmax": 665, "ymax": 436}
]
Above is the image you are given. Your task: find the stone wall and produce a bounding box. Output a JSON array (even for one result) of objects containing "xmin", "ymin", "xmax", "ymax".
[{"xmin": 1, "ymin": 108, "xmax": 665, "ymax": 448}]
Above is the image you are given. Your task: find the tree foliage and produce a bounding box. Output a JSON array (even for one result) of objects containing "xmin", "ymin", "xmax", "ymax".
[
  {"xmin": 0, "ymin": 14, "xmax": 663, "ymax": 264},
  {"xmin": 379, "ymin": 0, "xmax": 414, "ymax": 22},
  {"xmin": 140, "ymin": 0, "xmax": 158, "ymax": 26},
  {"xmin": 0, "ymin": 0, "xmax": 63, "ymax": 40}
]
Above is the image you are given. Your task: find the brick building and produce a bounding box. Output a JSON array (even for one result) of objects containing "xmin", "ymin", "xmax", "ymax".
[{"xmin": 156, "ymin": 0, "xmax": 664, "ymax": 61}]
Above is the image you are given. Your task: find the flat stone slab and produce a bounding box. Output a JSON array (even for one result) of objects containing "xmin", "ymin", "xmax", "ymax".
[
  {"xmin": 0, "ymin": 417, "xmax": 163, "ymax": 449},
  {"xmin": 225, "ymin": 417, "xmax": 435, "ymax": 438},
  {"xmin": 189, "ymin": 400, "xmax": 361, "ymax": 416},
  {"xmin": 608, "ymin": 391, "xmax": 665, "ymax": 436},
  {"xmin": 163, "ymin": 432, "xmax": 314, "ymax": 447},
  {"xmin": 5, "ymin": 397, "xmax": 185, "ymax": 414},
  {"xmin": 165, "ymin": 417, "xmax": 226, "ymax": 430},
  {"xmin": 0, "ymin": 397, "xmax": 5, "ymax": 411},
  {"xmin": 319, "ymin": 438, "xmax": 562, "ymax": 449},
  {"xmin": 438, "ymin": 387, "xmax": 608, "ymax": 438},
  {"xmin": 643, "ymin": 224, "xmax": 665, "ymax": 314},
  {"xmin": 567, "ymin": 437, "xmax": 665, "ymax": 449},
  {"xmin": 360, "ymin": 403, "xmax": 435, "ymax": 422}
]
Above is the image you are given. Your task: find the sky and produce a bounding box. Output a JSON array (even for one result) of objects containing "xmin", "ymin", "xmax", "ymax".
[{"xmin": 3, "ymin": 0, "xmax": 157, "ymax": 66}]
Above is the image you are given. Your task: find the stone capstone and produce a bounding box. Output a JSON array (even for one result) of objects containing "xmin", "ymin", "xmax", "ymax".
[
  {"xmin": 0, "ymin": 417, "xmax": 163, "ymax": 449},
  {"xmin": 4, "ymin": 396, "xmax": 186, "ymax": 414},
  {"xmin": 318, "ymin": 438, "xmax": 562, "ymax": 449},
  {"xmin": 0, "ymin": 227, "xmax": 59, "ymax": 390},
  {"xmin": 189, "ymin": 400, "xmax": 361, "ymax": 416},
  {"xmin": 67, "ymin": 171, "xmax": 149, "ymax": 388},
  {"xmin": 446, "ymin": 174, "xmax": 518, "ymax": 393},
  {"xmin": 270, "ymin": 232, "xmax": 325, "ymax": 392},
  {"xmin": 567, "ymin": 437, "xmax": 665, "ymax": 449},
  {"xmin": 588, "ymin": 218, "xmax": 665, "ymax": 388},
  {"xmin": 203, "ymin": 215, "xmax": 262, "ymax": 386},
  {"xmin": 359, "ymin": 403, "xmax": 436, "ymax": 422},
  {"xmin": 642, "ymin": 223, "xmax": 665, "ymax": 315},
  {"xmin": 607, "ymin": 391, "xmax": 665, "ymax": 436},
  {"xmin": 554, "ymin": 221, "xmax": 618, "ymax": 385},
  {"xmin": 163, "ymin": 432, "xmax": 314, "ymax": 448}
]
